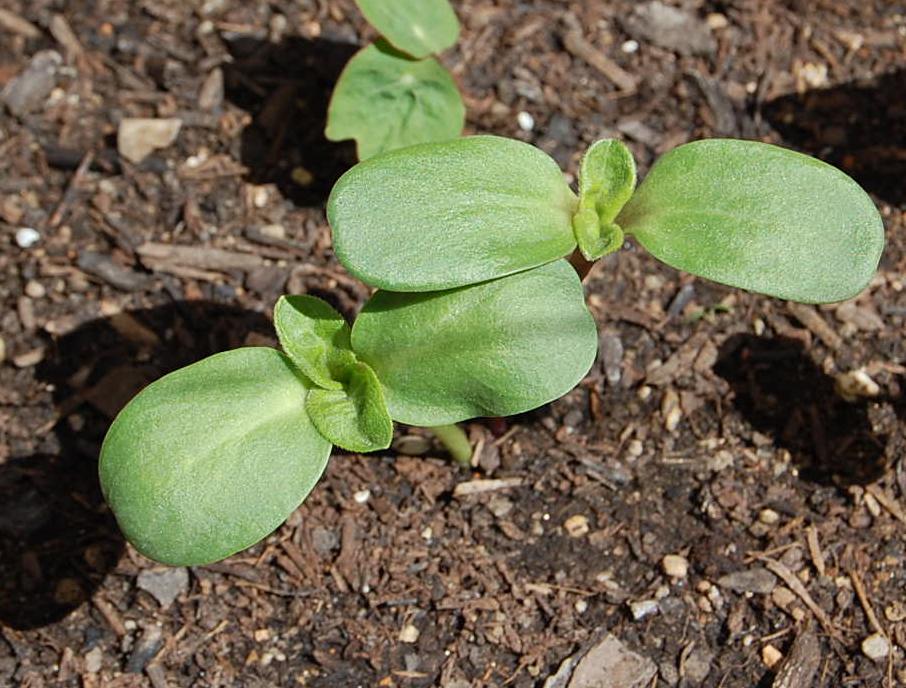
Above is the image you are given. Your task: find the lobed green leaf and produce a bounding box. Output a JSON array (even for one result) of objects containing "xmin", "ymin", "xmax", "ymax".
[
  {"xmin": 351, "ymin": 260, "xmax": 599, "ymax": 426},
  {"xmin": 616, "ymin": 139, "xmax": 884, "ymax": 303},
  {"xmin": 274, "ymin": 295, "xmax": 356, "ymax": 390},
  {"xmin": 99, "ymin": 348, "xmax": 332, "ymax": 566},
  {"xmin": 307, "ymin": 362, "xmax": 393, "ymax": 453},
  {"xmin": 354, "ymin": 0, "xmax": 459, "ymax": 59},
  {"xmin": 325, "ymin": 41, "xmax": 464, "ymax": 161},
  {"xmin": 573, "ymin": 139, "xmax": 636, "ymax": 260},
  {"xmin": 328, "ymin": 136, "xmax": 578, "ymax": 291}
]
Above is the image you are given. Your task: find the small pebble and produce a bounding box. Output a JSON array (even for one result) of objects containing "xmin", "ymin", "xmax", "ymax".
[
  {"xmin": 516, "ymin": 111, "xmax": 534, "ymax": 132},
  {"xmin": 835, "ymin": 369, "xmax": 880, "ymax": 401},
  {"xmin": 353, "ymin": 489, "xmax": 371, "ymax": 504},
  {"xmin": 564, "ymin": 514, "xmax": 590, "ymax": 538},
  {"xmin": 399, "ymin": 624, "xmax": 420, "ymax": 643},
  {"xmin": 771, "ymin": 586, "xmax": 796, "ymax": 609},
  {"xmin": 762, "ymin": 644, "xmax": 783, "ymax": 668},
  {"xmin": 574, "ymin": 599, "xmax": 588, "ymax": 614},
  {"xmin": 118, "ymin": 117, "xmax": 183, "ymax": 164},
  {"xmin": 627, "ymin": 439, "xmax": 644, "ymax": 458},
  {"xmin": 861, "ymin": 633, "xmax": 889, "ymax": 660},
  {"xmin": 758, "ymin": 508, "xmax": 780, "ymax": 525},
  {"xmin": 24, "ymin": 279, "xmax": 45, "ymax": 298},
  {"xmin": 621, "ymin": 39, "xmax": 640, "ymax": 53},
  {"xmin": 15, "ymin": 227, "xmax": 41, "ymax": 248},
  {"xmin": 662, "ymin": 554, "xmax": 689, "ymax": 579},
  {"xmin": 84, "ymin": 647, "xmax": 103, "ymax": 673},
  {"xmin": 629, "ymin": 599, "xmax": 659, "ymax": 621}
]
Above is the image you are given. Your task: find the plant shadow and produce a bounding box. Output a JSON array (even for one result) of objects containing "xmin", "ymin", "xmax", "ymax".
[
  {"xmin": 763, "ymin": 69, "xmax": 906, "ymax": 206},
  {"xmin": 0, "ymin": 301, "xmax": 273, "ymax": 630},
  {"xmin": 713, "ymin": 334, "xmax": 889, "ymax": 486},
  {"xmin": 223, "ymin": 34, "xmax": 359, "ymax": 207}
]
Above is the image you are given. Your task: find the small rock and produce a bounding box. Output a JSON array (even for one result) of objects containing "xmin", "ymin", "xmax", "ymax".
[
  {"xmin": 487, "ymin": 495, "xmax": 514, "ymax": 518},
  {"xmin": 835, "ymin": 369, "xmax": 880, "ymax": 401},
  {"xmin": 399, "ymin": 624, "xmax": 420, "ymax": 643},
  {"xmin": 126, "ymin": 624, "xmax": 163, "ymax": 673},
  {"xmin": 259, "ymin": 223, "xmax": 286, "ymax": 239},
  {"xmin": 2, "ymin": 50, "xmax": 62, "ymax": 117},
  {"xmin": 761, "ymin": 644, "xmax": 783, "ymax": 668},
  {"xmin": 13, "ymin": 348, "xmax": 44, "ymax": 368},
  {"xmin": 517, "ymin": 111, "xmax": 535, "ymax": 132},
  {"xmin": 621, "ymin": 1, "xmax": 715, "ymax": 56},
  {"xmin": 564, "ymin": 514, "xmax": 590, "ymax": 538},
  {"xmin": 117, "ymin": 118, "xmax": 183, "ymax": 164},
  {"xmin": 758, "ymin": 508, "xmax": 780, "ymax": 525},
  {"xmin": 629, "ymin": 599, "xmax": 659, "ymax": 620},
  {"xmin": 353, "ymin": 489, "xmax": 371, "ymax": 504},
  {"xmin": 24, "ymin": 280, "xmax": 45, "ymax": 298},
  {"xmin": 661, "ymin": 388, "xmax": 682, "ymax": 432},
  {"xmin": 561, "ymin": 634, "xmax": 657, "ymax": 688},
  {"xmin": 599, "ymin": 332, "xmax": 624, "ymax": 386},
  {"xmin": 198, "ymin": 67, "xmax": 224, "ymax": 111},
  {"xmin": 84, "ymin": 646, "xmax": 103, "ymax": 673},
  {"xmin": 15, "ymin": 227, "xmax": 41, "ymax": 248},
  {"xmin": 861, "ymin": 633, "xmax": 889, "ymax": 660},
  {"xmin": 662, "ymin": 554, "xmax": 689, "ymax": 579},
  {"xmin": 621, "ymin": 40, "xmax": 640, "ymax": 53},
  {"xmin": 682, "ymin": 646, "xmax": 712, "ymax": 683},
  {"xmin": 574, "ymin": 599, "xmax": 588, "ymax": 614},
  {"xmin": 311, "ymin": 525, "xmax": 338, "ymax": 555},
  {"xmin": 136, "ymin": 567, "xmax": 189, "ymax": 608},
  {"xmin": 771, "ymin": 586, "xmax": 796, "ymax": 609},
  {"xmin": 717, "ymin": 567, "xmax": 776, "ymax": 595}
]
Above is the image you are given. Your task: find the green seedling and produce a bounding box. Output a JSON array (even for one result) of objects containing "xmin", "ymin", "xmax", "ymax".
[
  {"xmin": 325, "ymin": 0, "xmax": 465, "ymax": 160},
  {"xmin": 100, "ymin": 135, "xmax": 884, "ymax": 567}
]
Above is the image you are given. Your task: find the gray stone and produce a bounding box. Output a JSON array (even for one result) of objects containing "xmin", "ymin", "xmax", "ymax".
[
  {"xmin": 717, "ymin": 567, "xmax": 776, "ymax": 595},
  {"xmin": 568, "ymin": 635, "xmax": 658, "ymax": 688},
  {"xmin": 2, "ymin": 50, "xmax": 62, "ymax": 117},
  {"xmin": 136, "ymin": 567, "xmax": 189, "ymax": 608},
  {"xmin": 622, "ymin": 2, "xmax": 716, "ymax": 56}
]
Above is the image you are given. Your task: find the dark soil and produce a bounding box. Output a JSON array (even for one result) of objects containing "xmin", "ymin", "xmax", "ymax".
[{"xmin": 1, "ymin": 1, "xmax": 904, "ymax": 686}]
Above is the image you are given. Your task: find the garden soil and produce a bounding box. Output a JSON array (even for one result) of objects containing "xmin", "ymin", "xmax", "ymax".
[{"xmin": 1, "ymin": 1, "xmax": 905, "ymax": 686}]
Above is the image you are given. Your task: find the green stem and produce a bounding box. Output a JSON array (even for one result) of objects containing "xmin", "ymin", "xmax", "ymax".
[{"xmin": 429, "ymin": 424, "xmax": 472, "ymax": 467}]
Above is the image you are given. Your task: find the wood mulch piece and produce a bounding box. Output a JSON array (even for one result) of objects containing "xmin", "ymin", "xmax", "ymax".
[{"xmin": 1, "ymin": 0, "xmax": 904, "ymax": 686}]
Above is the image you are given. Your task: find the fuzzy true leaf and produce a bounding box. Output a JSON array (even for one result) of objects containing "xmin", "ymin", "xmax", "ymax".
[
  {"xmin": 329, "ymin": 136, "xmax": 578, "ymax": 291},
  {"xmin": 325, "ymin": 41, "xmax": 464, "ymax": 161},
  {"xmin": 616, "ymin": 139, "xmax": 884, "ymax": 303},
  {"xmin": 573, "ymin": 139, "xmax": 636, "ymax": 260},
  {"xmin": 99, "ymin": 348, "xmax": 332, "ymax": 566},
  {"xmin": 306, "ymin": 362, "xmax": 393, "ymax": 453},
  {"xmin": 351, "ymin": 260, "xmax": 598, "ymax": 426},
  {"xmin": 354, "ymin": 0, "xmax": 459, "ymax": 58},
  {"xmin": 274, "ymin": 295, "xmax": 355, "ymax": 390}
]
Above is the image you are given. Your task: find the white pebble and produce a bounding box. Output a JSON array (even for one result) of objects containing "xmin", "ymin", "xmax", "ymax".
[
  {"xmin": 621, "ymin": 40, "xmax": 640, "ymax": 53},
  {"xmin": 629, "ymin": 599, "xmax": 659, "ymax": 620},
  {"xmin": 574, "ymin": 599, "xmax": 588, "ymax": 614},
  {"xmin": 861, "ymin": 633, "xmax": 889, "ymax": 660},
  {"xmin": 662, "ymin": 554, "xmax": 689, "ymax": 579},
  {"xmin": 399, "ymin": 624, "xmax": 420, "ymax": 643},
  {"xmin": 15, "ymin": 227, "xmax": 41, "ymax": 248},
  {"xmin": 516, "ymin": 111, "xmax": 534, "ymax": 132},
  {"xmin": 353, "ymin": 489, "xmax": 371, "ymax": 504}
]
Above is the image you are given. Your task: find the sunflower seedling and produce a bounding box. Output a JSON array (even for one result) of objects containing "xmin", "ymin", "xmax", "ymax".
[{"xmin": 100, "ymin": 135, "xmax": 883, "ymax": 566}]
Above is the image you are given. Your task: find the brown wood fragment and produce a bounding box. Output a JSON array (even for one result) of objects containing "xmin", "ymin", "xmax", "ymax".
[
  {"xmin": 92, "ymin": 594, "xmax": 127, "ymax": 637},
  {"xmin": 561, "ymin": 16, "xmax": 638, "ymax": 93},
  {"xmin": 786, "ymin": 303, "xmax": 843, "ymax": 350},
  {"xmin": 806, "ymin": 526, "xmax": 826, "ymax": 578},
  {"xmin": 137, "ymin": 242, "xmax": 264, "ymax": 271},
  {"xmin": 850, "ymin": 570, "xmax": 886, "ymax": 637},
  {"xmin": 0, "ymin": 9, "xmax": 41, "ymax": 39},
  {"xmin": 758, "ymin": 556, "xmax": 838, "ymax": 640},
  {"xmin": 772, "ymin": 625, "xmax": 821, "ymax": 688},
  {"xmin": 865, "ymin": 485, "xmax": 906, "ymax": 525}
]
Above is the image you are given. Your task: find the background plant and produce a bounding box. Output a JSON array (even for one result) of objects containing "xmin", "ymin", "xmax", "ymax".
[
  {"xmin": 324, "ymin": 0, "xmax": 465, "ymax": 160},
  {"xmin": 99, "ymin": 135, "xmax": 884, "ymax": 567}
]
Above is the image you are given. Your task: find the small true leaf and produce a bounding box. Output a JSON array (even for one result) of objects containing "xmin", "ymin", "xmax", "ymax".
[
  {"xmin": 616, "ymin": 139, "xmax": 884, "ymax": 303},
  {"xmin": 573, "ymin": 139, "xmax": 636, "ymax": 260},
  {"xmin": 99, "ymin": 348, "xmax": 332, "ymax": 566},
  {"xmin": 351, "ymin": 260, "xmax": 598, "ymax": 426},
  {"xmin": 306, "ymin": 362, "xmax": 393, "ymax": 453},
  {"xmin": 354, "ymin": 0, "xmax": 459, "ymax": 59},
  {"xmin": 274, "ymin": 295, "xmax": 355, "ymax": 390},
  {"xmin": 329, "ymin": 135, "xmax": 578, "ymax": 291},
  {"xmin": 325, "ymin": 41, "xmax": 465, "ymax": 161}
]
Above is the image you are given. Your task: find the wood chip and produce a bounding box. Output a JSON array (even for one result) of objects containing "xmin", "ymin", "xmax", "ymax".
[
  {"xmin": 806, "ymin": 526, "xmax": 825, "ymax": 577},
  {"xmin": 137, "ymin": 242, "xmax": 264, "ymax": 271},
  {"xmin": 786, "ymin": 303, "xmax": 842, "ymax": 350},
  {"xmin": 561, "ymin": 16, "xmax": 638, "ymax": 93},
  {"xmin": 865, "ymin": 485, "xmax": 906, "ymax": 525},
  {"xmin": 453, "ymin": 477, "xmax": 522, "ymax": 497},
  {"xmin": 757, "ymin": 556, "xmax": 838, "ymax": 640},
  {"xmin": 0, "ymin": 9, "xmax": 41, "ymax": 38},
  {"xmin": 772, "ymin": 625, "xmax": 821, "ymax": 688}
]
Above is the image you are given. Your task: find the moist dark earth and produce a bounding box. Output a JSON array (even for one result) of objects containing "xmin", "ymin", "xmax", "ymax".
[{"xmin": 1, "ymin": 1, "xmax": 905, "ymax": 686}]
